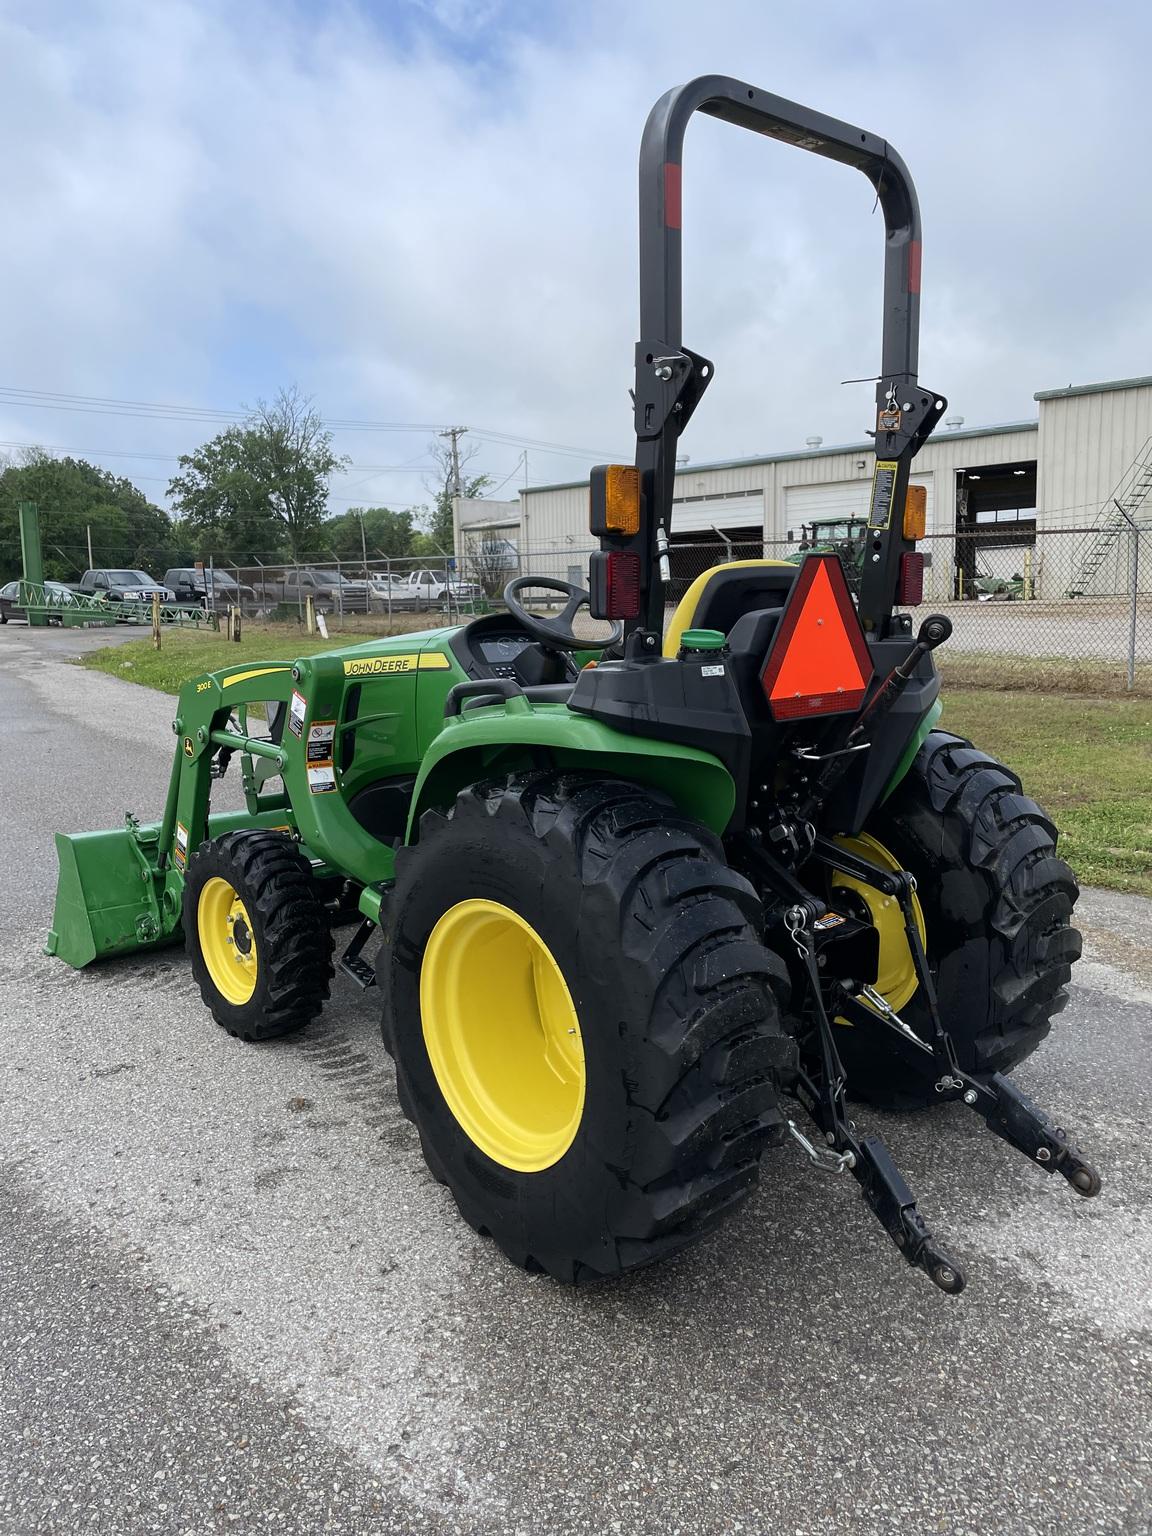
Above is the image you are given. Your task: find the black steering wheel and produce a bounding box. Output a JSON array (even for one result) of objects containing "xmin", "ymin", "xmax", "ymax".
[{"xmin": 502, "ymin": 576, "xmax": 623, "ymax": 651}]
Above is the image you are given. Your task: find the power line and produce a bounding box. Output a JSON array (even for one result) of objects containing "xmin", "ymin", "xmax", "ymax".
[
  {"xmin": 0, "ymin": 384, "xmax": 628, "ymax": 460},
  {"xmin": 482, "ymin": 448, "xmax": 528, "ymax": 497},
  {"xmin": 0, "ymin": 438, "xmax": 438, "ymax": 473}
]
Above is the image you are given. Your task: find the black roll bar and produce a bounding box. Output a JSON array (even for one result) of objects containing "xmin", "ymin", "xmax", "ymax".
[
  {"xmin": 615, "ymin": 75, "xmax": 944, "ymax": 637},
  {"xmin": 639, "ymin": 76, "xmax": 920, "ymax": 378}
]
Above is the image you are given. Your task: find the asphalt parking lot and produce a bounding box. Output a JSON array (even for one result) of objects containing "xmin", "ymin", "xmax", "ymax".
[{"xmin": 1, "ymin": 624, "xmax": 1149, "ymax": 1536}]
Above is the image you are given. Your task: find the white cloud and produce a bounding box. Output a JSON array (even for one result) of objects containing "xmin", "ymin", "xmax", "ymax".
[{"xmin": 1, "ymin": 0, "xmax": 1150, "ymax": 512}]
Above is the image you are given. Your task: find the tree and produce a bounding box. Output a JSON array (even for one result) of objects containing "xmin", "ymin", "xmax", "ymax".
[
  {"xmin": 461, "ymin": 528, "xmax": 519, "ymax": 596},
  {"xmin": 419, "ymin": 435, "xmax": 492, "ymax": 554},
  {"xmin": 165, "ymin": 428, "xmax": 282, "ymax": 560},
  {"xmin": 168, "ymin": 387, "xmax": 348, "ymax": 562},
  {"xmin": 0, "ymin": 450, "xmax": 175, "ymax": 582},
  {"xmin": 320, "ymin": 506, "xmax": 416, "ymax": 565}
]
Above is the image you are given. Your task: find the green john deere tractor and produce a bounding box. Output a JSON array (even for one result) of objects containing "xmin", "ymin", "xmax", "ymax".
[
  {"xmin": 47, "ymin": 76, "xmax": 1098, "ymax": 1293},
  {"xmin": 785, "ymin": 517, "xmax": 868, "ymax": 591}
]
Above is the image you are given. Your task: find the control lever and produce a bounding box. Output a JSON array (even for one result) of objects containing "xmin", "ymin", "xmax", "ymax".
[
  {"xmin": 796, "ymin": 613, "xmax": 952, "ymax": 822},
  {"xmin": 845, "ymin": 613, "xmax": 952, "ymax": 748}
]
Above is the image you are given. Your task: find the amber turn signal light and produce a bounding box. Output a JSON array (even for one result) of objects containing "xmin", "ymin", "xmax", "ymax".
[
  {"xmin": 902, "ymin": 483, "xmax": 927, "ymax": 541},
  {"xmin": 589, "ymin": 464, "xmax": 641, "ymax": 537}
]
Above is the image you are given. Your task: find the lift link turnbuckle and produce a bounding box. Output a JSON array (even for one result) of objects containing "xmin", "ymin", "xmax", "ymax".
[
  {"xmin": 812, "ymin": 837, "xmax": 1103, "ymax": 1204},
  {"xmin": 782, "ymin": 906, "xmax": 968, "ymax": 1294}
]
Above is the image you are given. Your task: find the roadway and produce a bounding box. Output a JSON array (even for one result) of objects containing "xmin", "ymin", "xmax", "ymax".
[{"xmin": 1, "ymin": 624, "xmax": 1149, "ymax": 1535}]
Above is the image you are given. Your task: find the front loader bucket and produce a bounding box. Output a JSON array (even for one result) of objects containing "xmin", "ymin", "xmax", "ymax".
[{"xmin": 45, "ymin": 827, "xmax": 178, "ymax": 969}]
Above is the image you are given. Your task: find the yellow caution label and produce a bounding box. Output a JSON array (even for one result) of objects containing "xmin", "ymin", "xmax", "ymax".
[
  {"xmin": 342, "ymin": 651, "xmax": 451, "ymax": 678},
  {"xmin": 868, "ymin": 461, "xmax": 899, "ymax": 531}
]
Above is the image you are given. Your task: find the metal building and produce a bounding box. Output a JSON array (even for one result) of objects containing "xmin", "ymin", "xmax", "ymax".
[{"xmin": 457, "ymin": 375, "xmax": 1152, "ymax": 603}]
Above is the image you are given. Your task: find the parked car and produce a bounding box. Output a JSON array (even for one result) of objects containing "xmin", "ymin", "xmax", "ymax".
[
  {"xmin": 255, "ymin": 568, "xmax": 372, "ymax": 613},
  {"xmin": 164, "ymin": 567, "xmax": 258, "ymax": 610},
  {"xmin": 0, "ymin": 579, "xmax": 78, "ymax": 624},
  {"xmin": 76, "ymin": 569, "xmax": 174, "ymax": 604},
  {"xmin": 381, "ymin": 569, "xmax": 482, "ymax": 608}
]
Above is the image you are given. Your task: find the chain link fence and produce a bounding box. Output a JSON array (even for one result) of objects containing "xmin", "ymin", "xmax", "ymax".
[
  {"xmin": 181, "ymin": 521, "xmax": 1150, "ymax": 694},
  {"xmin": 173, "ymin": 554, "xmax": 485, "ymax": 631},
  {"xmin": 470, "ymin": 523, "xmax": 1151, "ymax": 695}
]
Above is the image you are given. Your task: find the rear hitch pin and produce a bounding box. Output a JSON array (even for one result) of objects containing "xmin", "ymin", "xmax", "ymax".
[
  {"xmin": 787, "ymin": 1119, "xmax": 856, "ymax": 1173},
  {"xmin": 858, "ymin": 984, "xmax": 930, "ymax": 1051}
]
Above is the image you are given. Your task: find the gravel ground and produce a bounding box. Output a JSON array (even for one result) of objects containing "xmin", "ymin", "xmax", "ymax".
[
  {"xmin": 927, "ymin": 597, "xmax": 1152, "ymax": 661},
  {"xmin": 1, "ymin": 624, "xmax": 1149, "ymax": 1536}
]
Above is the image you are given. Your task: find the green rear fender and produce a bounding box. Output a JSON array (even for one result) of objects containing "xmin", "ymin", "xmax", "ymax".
[
  {"xmin": 407, "ymin": 705, "xmax": 736, "ymax": 840},
  {"xmin": 880, "ymin": 697, "xmax": 943, "ymax": 804}
]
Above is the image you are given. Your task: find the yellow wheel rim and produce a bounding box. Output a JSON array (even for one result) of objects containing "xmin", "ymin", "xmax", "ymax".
[
  {"xmin": 197, "ymin": 876, "xmax": 259, "ymax": 1006},
  {"xmin": 831, "ymin": 832, "xmax": 925, "ymax": 1015},
  {"xmin": 420, "ymin": 899, "xmax": 585, "ymax": 1173}
]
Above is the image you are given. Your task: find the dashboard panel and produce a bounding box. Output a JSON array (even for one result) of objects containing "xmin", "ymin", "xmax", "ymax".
[{"xmin": 475, "ymin": 632, "xmax": 535, "ymax": 679}]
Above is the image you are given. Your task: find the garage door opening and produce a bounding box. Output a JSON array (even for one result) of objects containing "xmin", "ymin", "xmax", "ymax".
[
  {"xmin": 954, "ymin": 461, "xmax": 1037, "ymax": 599},
  {"xmin": 667, "ymin": 490, "xmax": 765, "ymax": 601}
]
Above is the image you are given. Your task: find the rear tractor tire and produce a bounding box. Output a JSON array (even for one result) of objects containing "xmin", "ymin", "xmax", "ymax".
[
  {"xmin": 830, "ymin": 730, "xmax": 1081, "ymax": 1110},
  {"xmin": 183, "ymin": 831, "xmax": 333, "ymax": 1041},
  {"xmin": 381, "ymin": 773, "xmax": 795, "ymax": 1282}
]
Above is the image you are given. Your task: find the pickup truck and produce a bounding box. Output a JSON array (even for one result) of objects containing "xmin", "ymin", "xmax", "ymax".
[
  {"xmin": 255, "ymin": 568, "xmax": 372, "ymax": 613},
  {"xmin": 165, "ymin": 567, "xmax": 258, "ymax": 610},
  {"xmin": 376, "ymin": 569, "xmax": 481, "ymax": 608},
  {"xmin": 76, "ymin": 569, "xmax": 174, "ymax": 603}
]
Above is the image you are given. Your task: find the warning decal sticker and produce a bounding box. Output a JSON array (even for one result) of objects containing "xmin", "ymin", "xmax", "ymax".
[
  {"xmin": 868, "ymin": 460, "xmax": 898, "ymax": 531},
  {"xmin": 813, "ymin": 912, "xmax": 846, "ymax": 931},
  {"xmin": 287, "ymin": 689, "xmax": 307, "ymax": 737},
  {"xmin": 307, "ymin": 765, "xmax": 337, "ymax": 795},
  {"xmin": 306, "ymin": 720, "xmax": 336, "ymax": 766},
  {"xmin": 173, "ymin": 822, "xmax": 189, "ymax": 871}
]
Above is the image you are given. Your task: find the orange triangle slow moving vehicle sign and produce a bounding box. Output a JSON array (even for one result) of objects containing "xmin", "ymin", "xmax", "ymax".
[{"xmin": 760, "ymin": 555, "xmax": 874, "ymax": 720}]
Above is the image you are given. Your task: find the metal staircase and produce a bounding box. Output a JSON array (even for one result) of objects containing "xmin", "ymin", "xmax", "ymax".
[{"xmin": 1069, "ymin": 437, "xmax": 1152, "ymax": 595}]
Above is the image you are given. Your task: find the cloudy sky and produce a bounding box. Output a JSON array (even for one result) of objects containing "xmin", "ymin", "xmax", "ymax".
[{"xmin": 3, "ymin": 0, "xmax": 1150, "ymax": 527}]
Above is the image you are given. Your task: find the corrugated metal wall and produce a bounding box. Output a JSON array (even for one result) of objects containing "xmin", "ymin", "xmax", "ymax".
[
  {"xmin": 517, "ymin": 424, "xmax": 1040, "ymax": 551},
  {"xmin": 503, "ymin": 391, "xmax": 1150, "ymax": 602},
  {"xmin": 1037, "ymin": 383, "xmax": 1152, "ymax": 530}
]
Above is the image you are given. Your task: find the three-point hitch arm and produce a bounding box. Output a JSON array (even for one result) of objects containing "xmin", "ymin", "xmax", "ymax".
[{"xmin": 591, "ymin": 75, "xmax": 946, "ymax": 639}]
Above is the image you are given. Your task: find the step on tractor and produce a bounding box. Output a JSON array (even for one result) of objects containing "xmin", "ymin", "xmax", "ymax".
[{"xmin": 48, "ymin": 77, "xmax": 1099, "ymax": 1293}]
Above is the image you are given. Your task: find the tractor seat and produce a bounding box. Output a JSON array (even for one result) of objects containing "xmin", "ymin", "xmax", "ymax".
[{"xmin": 663, "ymin": 559, "xmax": 797, "ymax": 656}]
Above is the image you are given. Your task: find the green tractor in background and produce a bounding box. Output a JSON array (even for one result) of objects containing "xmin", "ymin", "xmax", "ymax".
[
  {"xmin": 785, "ymin": 516, "xmax": 868, "ymax": 591},
  {"xmin": 48, "ymin": 77, "xmax": 1098, "ymax": 1293}
]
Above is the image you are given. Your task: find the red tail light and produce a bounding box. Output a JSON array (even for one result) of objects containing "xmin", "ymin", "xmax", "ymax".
[
  {"xmin": 589, "ymin": 550, "xmax": 641, "ymax": 620},
  {"xmin": 760, "ymin": 555, "xmax": 873, "ymax": 720},
  {"xmin": 897, "ymin": 551, "xmax": 924, "ymax": 606}
]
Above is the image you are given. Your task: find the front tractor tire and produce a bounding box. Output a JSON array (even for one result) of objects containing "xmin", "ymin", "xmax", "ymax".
[
  {"xmin": 834, "ymin": 730, "xmax": 1081, "ymax": 1109},
  {"xmin": 381, "ymin": 774, "xmax": 794, "ymax": 1283},
  {"xmin": 183, "ymin": 831, "xmax": 333, "ymax": 1041}
]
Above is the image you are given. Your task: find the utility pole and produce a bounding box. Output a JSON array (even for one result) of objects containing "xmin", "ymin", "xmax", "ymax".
[
  {"xmin": 357, "ymin": 506, "xmax": 369, "ymax": 578},
  {"xmin": 439, "ymin": 425, "xmax": 467, "ymax": 555}
]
